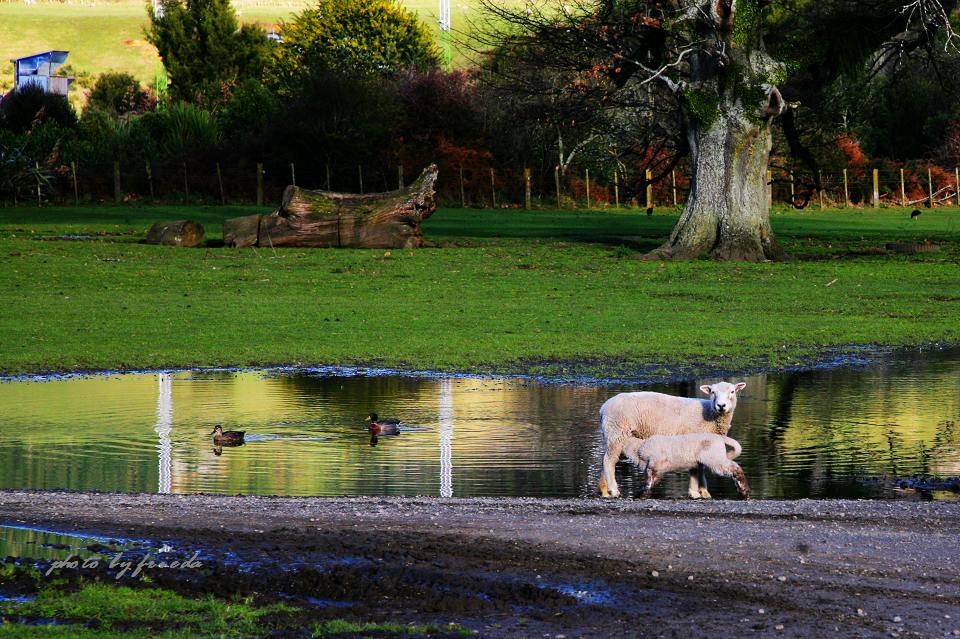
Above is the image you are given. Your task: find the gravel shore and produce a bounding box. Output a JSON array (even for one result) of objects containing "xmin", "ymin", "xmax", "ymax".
[{"xmin": 1, "ymin": 491, "xmax": 958, "ymax": 638}]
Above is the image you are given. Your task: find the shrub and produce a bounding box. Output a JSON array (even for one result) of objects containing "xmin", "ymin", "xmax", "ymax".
[
  {"xmin": 0, "ymin": 84, "xmax": 77, "ymax": 134},
  {"xmin": 88, "ymin": 72, "xmax": 156, "ymax": 118}
]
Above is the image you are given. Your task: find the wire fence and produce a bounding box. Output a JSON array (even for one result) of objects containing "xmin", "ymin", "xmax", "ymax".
[{"xmin": 6, "ymin": 157, "xmax": 960, "ymax": 211}]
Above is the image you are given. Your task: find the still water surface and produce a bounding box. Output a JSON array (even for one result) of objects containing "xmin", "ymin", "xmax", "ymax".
[{"xmin": 1, "ymin": 350, "xmax": 958, "ymax": 499}]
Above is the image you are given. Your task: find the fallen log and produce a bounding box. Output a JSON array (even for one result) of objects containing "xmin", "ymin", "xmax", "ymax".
[
  {"xmin": 223, "ymin": 164, "xmax": 438, "ymax": 249},
  {"xmin": 145, "ymin": 220, "xmax": 205, "ymax": 247},
  {"xmin": 885, "ymin": 241, "xmax": 942, "ymax": 254}
]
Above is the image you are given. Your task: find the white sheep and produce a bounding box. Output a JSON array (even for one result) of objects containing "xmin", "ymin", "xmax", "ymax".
[
  {"xmin": 620, "ymin": 433, "xmax": 751, "ymax": 499},
  {"xmin": 598, "ymin": 381, "xmax": 746, "ymax": 498}
]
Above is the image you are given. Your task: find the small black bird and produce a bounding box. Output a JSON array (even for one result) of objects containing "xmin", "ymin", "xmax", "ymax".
[
  {"xmin": 646, "ymin": 206, "xmax": 654, "ymax": 216},
  {"xmin": 911, "ymin": 209, "xmax": 921, "ymax": 219}
]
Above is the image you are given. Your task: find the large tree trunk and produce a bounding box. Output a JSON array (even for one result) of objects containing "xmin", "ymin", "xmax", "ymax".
[
  {"xmin": 645, "ymin": 0, "xmax": 790, "ymax": 262},
  {"xmin": 224, "ymin": 164, "xmax": 437, "ymax": 249},
  {"xmin": 650, "ymin": 106, "xmax": 787, "ymax": 262}
]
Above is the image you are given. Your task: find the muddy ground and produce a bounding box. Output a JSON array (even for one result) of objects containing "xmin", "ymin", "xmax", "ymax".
[{"xmin": 1, "ymin": 491, "xmax": 958, "ymax": 638}]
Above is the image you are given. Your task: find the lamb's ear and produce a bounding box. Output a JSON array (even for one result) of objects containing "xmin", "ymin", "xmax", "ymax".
[
  {"xmin": 699, "ymin": 384, "xmax": 712, "ymax": 395},
  {"xmin": 734, "ymin": 382, "xmax": 746, "ymax": 392}
]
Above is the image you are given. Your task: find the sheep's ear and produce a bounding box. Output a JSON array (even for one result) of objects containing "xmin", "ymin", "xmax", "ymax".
[
  {"xmin": 699, "ymin": 384, "xmax": 712, "ymax": 395},
  {"xmin": 734, "ymin": 382, "xmax": 746, "ymax": 392}
]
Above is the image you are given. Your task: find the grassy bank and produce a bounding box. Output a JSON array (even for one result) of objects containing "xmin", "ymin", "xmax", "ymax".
[
  {"xmin": 0, "ymin": 566, "xmax": 470, "ymax": 637},
  {"xmin": 0, "ymin": 204, "xmax": 958, "ymax": 377}
]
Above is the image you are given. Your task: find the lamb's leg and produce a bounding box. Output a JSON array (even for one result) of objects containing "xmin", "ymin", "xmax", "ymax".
[
  {"xmin": 687, "ymin": 468, "xmax": 702, "ymax": 499},
  {"xmin": 698, "ymin": 463, "xmax": 712, "ymax": 499},
  {"xmin": 600, "ymin": 436, "xmax": 625, "ymax": 498},
  {"xmin": 728, "ymin": 463, "xmax": 751, "ymax": 500},
  {"xmin": 641, "ymin": 467, "xmax": 661, "ymax": 498}
]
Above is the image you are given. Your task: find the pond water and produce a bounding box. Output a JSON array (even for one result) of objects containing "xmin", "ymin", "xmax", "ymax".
[{"xmin": 0, "ymin": 350, "xmax": 958, "ymax": 500}]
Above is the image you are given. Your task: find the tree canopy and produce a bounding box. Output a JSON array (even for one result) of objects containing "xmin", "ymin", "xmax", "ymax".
[
  {"xmin": 146, "ymin": 0, "xmax": 270, "ymax": 104},
  {"xmin": 268, "ymin": 0, "xmax": 439, "ymax": 94}
]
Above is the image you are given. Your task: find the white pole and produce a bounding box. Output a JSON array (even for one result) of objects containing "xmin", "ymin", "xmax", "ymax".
[{"xmin": 439, "ymin": 0, "xmax": 450, "ymax": 30}]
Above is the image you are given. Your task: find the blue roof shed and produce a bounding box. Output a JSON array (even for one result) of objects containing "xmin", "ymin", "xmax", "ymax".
[{"xmin": 11, "ymin": 50, "xmax": 74, "ymax": 95}]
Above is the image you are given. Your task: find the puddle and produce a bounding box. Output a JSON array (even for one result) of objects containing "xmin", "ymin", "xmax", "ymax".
[
  {"xmin": 0, "ymin": 593, "xmax": 35, "ymax": 603},
  {"xmin": 0, "ymin": 349, "xmax": 957, "ymax": 499},
  {"xmin": 0, "ymin": 523, "xmax": 149, "ymax": 562},
  {"xmin": 34, "ymin": 235, "xmax": 97, "ymax": 241}
]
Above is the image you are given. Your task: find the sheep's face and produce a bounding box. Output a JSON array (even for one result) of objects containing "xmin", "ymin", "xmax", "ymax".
[{"xmin": 699, "ymin": 381, "xmax": 746, "ymax": 415}]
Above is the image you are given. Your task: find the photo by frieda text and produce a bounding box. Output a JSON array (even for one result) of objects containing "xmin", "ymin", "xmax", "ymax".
[{"xmin": 44, "ymin": 547, "xmax": 203, "ymax": 579}]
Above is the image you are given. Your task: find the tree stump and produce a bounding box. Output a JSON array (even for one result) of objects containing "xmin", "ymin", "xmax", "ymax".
[
  {"xmin": 223, "ymin": 164, "xmax": 438, "ymax": 249},
  {"xmin": 145, "ymin": 220, "xmax": 205, "ymax": 247}
]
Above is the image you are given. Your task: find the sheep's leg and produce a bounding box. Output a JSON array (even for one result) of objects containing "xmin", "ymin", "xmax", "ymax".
[
  {"xmin": 698, "ymin": 464, "xmax": 712, "ymax": 499},
  {"xmin": 687, "ymin": 468, "xmax": 702, "ymax": 499},
  {"xmin": 600, "ymin": 437, "xmax": 625, "ymax": 498},
  {"xmin": 641, "ymin": 467, "xmax": 661, "ymax": 498}
]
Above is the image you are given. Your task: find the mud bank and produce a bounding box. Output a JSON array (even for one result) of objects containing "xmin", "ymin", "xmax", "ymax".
[{"xmin": 1, "ymin": 491, "xmax": 958, "ymax": 638}]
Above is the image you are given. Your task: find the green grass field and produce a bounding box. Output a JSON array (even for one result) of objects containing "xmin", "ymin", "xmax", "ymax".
[
  {"xmin": 0, "ymin": 204, "xmax": 957, "ymax": 377},
  {"xmin": 0, "ymin": 0, "xmax": 486, "ymax": 95}
]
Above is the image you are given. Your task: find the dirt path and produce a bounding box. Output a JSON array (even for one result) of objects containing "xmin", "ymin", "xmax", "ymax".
[{"xmin": 1, "ymin": 491, "xmax": 958, "ymax": 638}]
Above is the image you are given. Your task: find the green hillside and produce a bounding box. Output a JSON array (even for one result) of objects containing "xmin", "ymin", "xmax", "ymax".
[{"xmin": 0, "ymin": 0, "xmax": 483, "ymax": 96}]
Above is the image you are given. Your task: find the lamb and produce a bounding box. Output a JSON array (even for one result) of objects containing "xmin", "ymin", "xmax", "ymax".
[
  {"xmin": 598, "ymin": 381, "xmax": 746, "ymax": 498},
  {"xmin": 621, "ymin": 433, "xmax": 751, "ymax": 499}
]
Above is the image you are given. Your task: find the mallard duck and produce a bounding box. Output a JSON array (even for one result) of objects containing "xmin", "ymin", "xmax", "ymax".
[
  {"xmin": 211, "ymin": 425, "xmax": 245, "ymax": 445},
  {"xmin": 366, "ymin": 412, "xmax": 401, "ymax": 435}
]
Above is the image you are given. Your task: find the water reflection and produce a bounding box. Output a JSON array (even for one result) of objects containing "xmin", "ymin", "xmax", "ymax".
[
  {"xmin": 0, "ymin": 349, "xmax": 957, "ymax": 499},
  {"xmin": 155, "ymin": 373, "xmax": 172, "ymax": 494},
  {"xmin": 439, "ymin": 379, "xmax": 454, "ymax": 498}
]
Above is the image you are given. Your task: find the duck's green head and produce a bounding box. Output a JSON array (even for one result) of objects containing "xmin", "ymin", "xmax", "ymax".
[{"xmin": 366, "ymin": 413, "xmax": 378, "ymax": 422}]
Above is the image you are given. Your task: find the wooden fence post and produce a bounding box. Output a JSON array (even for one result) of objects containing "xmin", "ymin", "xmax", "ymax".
[
  {"xmin": 35, "ymin": 161, "xmax": 41, "ymax": 206},
  {"xmin": 671, "ymin": 169, "xmax": 677, "ymax": 207},
  {"xmin": 113, "ymin": 161, "xmax": 121, "ymax": 203},
  {"xmin": 843, "ymin": 168, "xmax": 850, "ymax": 207},
  {"xmin": 645, "ymin": 168, "xmax": 653, "ymax": 212},
  {"xmin": 524, "ymin": 168, "xmax": 531, "ymax": 210},
  {"xmin": 398, "ymin": 165, "xmax": 404, "ymax": 190},
  {"xmin": 585, "ymin": 168, "xmax": 590, "ymax": 209},
  {"xmin": 146, "ymin": 160, "xmax": 154, "ymax": 198},
  {"xmin": 490, "ymin": 168, "xmax": 496, "ymax": 209},
  {"xmin": 358, "ymin": 165, "xmax": 363, "ymax": 194},
  {"xmin": 928, "ymin": 167, "xmax": 934, "ymax": 207},
  {"xmin": 872, "ymin": 168, "xmax": 879, "ymax": 208},
  {"xmin": 767, "ymin": 169, "xmax": 772, "ymax": 207},
  {"xmin": 818, "ymin": 170, "xmax": 824, "ymax": 209},
  {"xmin": 613, "ymin": 170, "xmax": 620, "ymax": 209},
  {"xmin": 290, "ymin": 162, "xmax": 296, "ymax": 187},
  {"xmin": 216, "ymin": 162, "xmax": 225, "ymax": 205},
  {"xmin": 459, "ymin": 166, "xmax": 466, "ymax": 208},
  {"xmin": 554, "ymin": 165, "xmax": 562, "ymax": 208},
  {"xmin": 900, "ymin": 168, "xmax": 906, "ymax": 207},
  {"xmin": 256, "ymin": 162, "xmax": 264, "ymax": 206},
  {"xmin": 789, "ymin": 170, "xmax": 795, "ymax": 202},
  {"xmin": 325, "ymin": 164, "xmax": 331, "ymax": 191},
  {"xmin": 70, "ymin": 161, "xmax": 78, "ymax": 206}
]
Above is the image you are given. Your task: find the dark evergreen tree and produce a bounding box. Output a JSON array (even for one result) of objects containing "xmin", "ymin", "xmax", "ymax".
[{"xmin": 146, "ymin": 0, "xmax": 269, "ymax": 105}]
